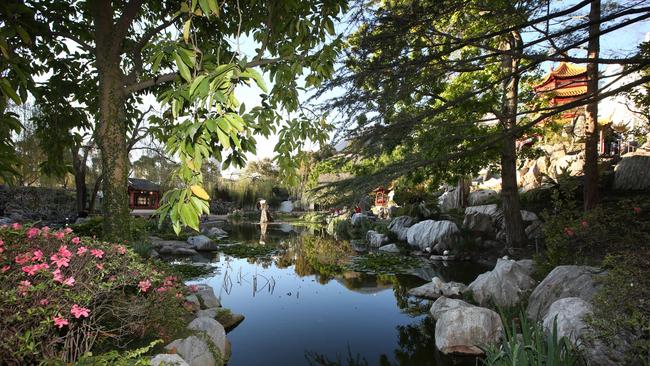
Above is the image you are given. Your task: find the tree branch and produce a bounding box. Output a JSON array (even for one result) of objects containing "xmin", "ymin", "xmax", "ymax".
[{"xmin": 124, "ymin": 72, "xmax": 178, "ymax": 95}]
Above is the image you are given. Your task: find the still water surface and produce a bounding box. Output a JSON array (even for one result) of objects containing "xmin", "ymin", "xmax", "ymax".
[{"xmin": 182, "ymin": 223, "xmax": 489, "ymax": 366}]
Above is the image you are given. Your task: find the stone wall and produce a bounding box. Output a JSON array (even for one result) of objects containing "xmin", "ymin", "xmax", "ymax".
[{"xmin": 0, "ymin": 186, "xmax": 77, "ymax": 224}]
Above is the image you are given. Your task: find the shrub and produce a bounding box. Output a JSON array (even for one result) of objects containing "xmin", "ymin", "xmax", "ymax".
[
  {"xmin": 71, "ymin": 216, "xmax": 149, "ymax": 243},
  {"xmin": 482, "ymin": 309, "xmax": 583, "ymax": 366},
  {"xmin": 0, "ymin": 224, "xmax": 191, "ymax": 364}
]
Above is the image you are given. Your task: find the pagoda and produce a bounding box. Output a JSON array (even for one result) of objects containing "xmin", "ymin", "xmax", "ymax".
[{"xmin": 534, "ymin": 62, "xmax": 588, "ymax": 119}]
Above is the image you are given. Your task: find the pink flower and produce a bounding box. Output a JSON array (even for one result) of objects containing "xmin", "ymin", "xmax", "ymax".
[
  {"xmin": 77, "ymin": 246, "xmax": 88, "ymax": 255},
  {"xmin": 71, "ymin": 237, "xmax": 81, "ymax": 245},
  {"xmin": 0, "ymin": 239, "xmax": 4, "ymax": 246},
  {"xmin": 26, "ymin": 227, "xmax": 41, "ymax": 239},
  {"xmin": 116, "ymin": 245, "xmax": 126, "ymax": 255},
  {"xmin": 18, "ymin": 280, "xmax": 31, "ymax": 295},
  {"xmin": 40, "ymin": 299, "xmax": 49, "ymax": 306},
  {"xmin": 1, "ymin": 265, "xmax": 10, "ymax": 273},
  {"xmin": 175, "ymin": 293, "xmax": 183, "ymax": 299},
  {"xmin": 95, "ymin": 263, "xmax": 104, "ymax": 270},
  {"xmin": 164, "ymin": 276, "xmax": 175, "ymax": 287},
  {"xmin": 634, "ymin": 207, "xmax": 642, "ymax": 214},
  {"xmin": 64, "ymin": 227, "xmax": 73, "ymax": 234},
  {"xmin": 155, "ymin": 286, "xmax": 167, "ymax": 293},
  {"xmin": 564, "ymin": 227, "xmax": 575, "ymax": 237},
  {"xmin": 58, "ymin": 246, "xmax": 73, "ymax": 258},
  {"xmin": 138, "ymin": 280, "xmax": 152, "ymax": 293},
  {"xmin": 53, "ymin": 315, "xmax": 68, "ymax": 328},
  {"xmin": 42, "ymin": 226, "xmax": 50, "ymax": 233},
  {"xmin": 63, "ymin": 276, "xmax": 75, "ymax": 286},
  {"xmin": 32, "ymin": 250, "xmax": 44, "ymax": 262},
  {"xmin": 90, "ymin": 249, "xmax": 104, "ymax": 259},
  {"xmin": 15, "ymin": 253, "xmax": 31, "ymax": 265},
  {"xmin": 11, "ymin": 223, "xmax": 22, "ymax": 230},
  {"xmin": 50, "ymin": 254, "xmax": 70, "ymax": 268},
  {"xmin": 188, "ymin": 284, "xmax": 199, "ymax": 293},
  {"xmin": 54, "ymin": 231, "xmax": 65, "ymax": 240},
  {"xmin": 22, "ymin": 263, "xmax": 49, "ymax": 276},
  {"xmin": 581, "ymin": 220, "xmax": 589, "ymax": 228},
  {"xmin": 52, "ymin": 269, "xmax": 64, "ymax": 283},
  {"xmin": 70, "ymin": 304, "xmax": 90, "ymax": 319}
]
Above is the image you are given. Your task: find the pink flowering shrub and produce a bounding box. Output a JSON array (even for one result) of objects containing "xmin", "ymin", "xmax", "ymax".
[{"xmin": 0, "ymin": 225, "xmax": 192, "ymax": 364}]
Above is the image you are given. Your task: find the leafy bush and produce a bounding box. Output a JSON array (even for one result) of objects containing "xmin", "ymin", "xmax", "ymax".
[
  {"xmin": 482, "ymin": 309, "xmax": 583, "ymax": 366},
  {"xmin": 71, "ymin": 216, "xmax": 149, "ymax": 243},
  {"xmin": 0, "ymin": 224, "xmax": 191, "ymax": 364}
]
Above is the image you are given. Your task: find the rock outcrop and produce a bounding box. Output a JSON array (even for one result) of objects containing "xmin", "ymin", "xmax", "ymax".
[
  {"xmin": 466, "ymin": 258, "xmax": 536, "ymax": 308},
  {"xmin": 366, "ymin": 230, "xmax": 389, "ymax": 248},
  {"xmin": 433, "ymin": 298, "xmax": 503, "ymax": 355},
  {"xmin": 614, "ymin": 153, "xmax": 650, "ymax": 191},
  {"xmin": 527, "ymin": 265, "xmax": 603, "ymax": 320},
  {"xmin": 406, "ymin": 220, "xmax": 459, "ymax": 252},
  {"xmin": 408, "ymin": 277, "xmax": 466, "ymax": 300},
  {"xmin": 388, "ymin": 216, "xmax": 415, "ymax": 241},
  {"xmin": 188, "ymin": 235, "xmax": 218, "ymax": 251}
]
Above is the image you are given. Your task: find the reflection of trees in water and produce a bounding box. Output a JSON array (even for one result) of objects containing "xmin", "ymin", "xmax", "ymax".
[{"xmin": 305, "ymin": 317, "xmax": 477, "ymax": 366}]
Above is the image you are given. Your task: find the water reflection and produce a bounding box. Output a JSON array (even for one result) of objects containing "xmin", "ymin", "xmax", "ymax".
[{"xmin": 182, "ymin": 223, "xmax": 488, "ymax": 366}]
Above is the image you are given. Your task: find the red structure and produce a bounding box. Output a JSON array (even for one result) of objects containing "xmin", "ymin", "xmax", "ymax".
[
  {"xmin": 128, "ymin": 178, "xmax": 161, "ymax": 209},
  {"xmin": 533, "ymin": 62, "xmax": 588, "ymax": 119},
  {"xmin": 372, "ymin": 186, "xmax": 386, "ymax": 207}
]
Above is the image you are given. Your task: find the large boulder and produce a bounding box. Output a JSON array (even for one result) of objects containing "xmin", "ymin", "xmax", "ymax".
[
  {"xmin": 435, "ymin": 304, "xmax": 503, "ymax": 355},
  {"xmin": 278, "ymin": 200, "xmax": 294, "ymax": 213},
  {"xmin": 366, "ymin": 230, "xmax": 389, "ymax": 248},
  {"xmin": 187, "ymin": 317, "xmax": 228, "ymax": 356},
  {"xmin": 350, "ymin": 213, "xmax": 369, "ymax": 227},
  {"xmin": 408, "ymin": 277, "xmax": 466, "ymax": 300},
  {"xmin": 614, "ymin": 153, "xmax": 650, "ymax": 191},
  {"xmin": 165, "ymin": 336, "xmax": 217, "ymax": 366},
  {"xmin": 388, "ymin": 216, "xmax": 415, "ymax": 241},
  {"xmin": 466, "ymin": 258, "xmax": 536, "ymax": 308},
  {"xmin": 468, "ymin": 189, "xmax": 498, "ymax": 206},
  {"xmin": 542, "ymin": 297, "xmax": 630, "ymax": 366},
  {"xmin": 378, "ymin": 243, "xmax": 400, "ymax": 253},
  {"xmin": 429, "ymin": 296, "xmax": 473, "ymax": 320},
  {"xmin": 187, "ymin": 235, "xmax": 218, "ymax": 251},
  {"xmin": 527, "ymin": 265, "xmax": 604, "ymax": 320},
  {"xmin": 462, "ymin": 211, "xmax": 494, "ymax": 235},
  {"xmin": 151, "ymin": 354, "xmax": 190, "ymax": 366},
  {"xmin": 204, "ymin": 227, "xmax": 228, "ymax": 238},
  {"xmin": 542, "ymin": 297, "xmax": 593, "ymax": 345},
  {"xmin": 406, "ymin": 220, "xmax": 460, "ymax": 252},
  {"xmin": 195, "ymin": 284, "xmax": 222, "ymax": 309}
]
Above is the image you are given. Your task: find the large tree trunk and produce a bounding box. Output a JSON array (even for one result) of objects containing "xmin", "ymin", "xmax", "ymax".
[
  {"xmin": 94, "ymin": 3, "xmax": 131, "ymax": 240},
  {"xmin": 584, "ymin": 0, "xmax": 601, "ymax": 211},
  {"xmin": 500, "ymin": 32, "xmax": 526, "ymax": 248},
  {"xmin": 97, "ymin": 65, "xmax": 131, "ymax": 240}
]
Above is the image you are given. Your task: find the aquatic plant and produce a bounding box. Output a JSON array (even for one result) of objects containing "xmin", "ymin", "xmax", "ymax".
[
  {"xmin": 346, "ymin": 253, "xmax": 423, "ymax": 275},
  {"xmin": 482, "ymin": 309, "xmax": 583, "ymax": 366}
]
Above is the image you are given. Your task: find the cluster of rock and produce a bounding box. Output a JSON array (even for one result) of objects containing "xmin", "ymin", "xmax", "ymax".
[
  {"xmin": 463, "ymin": 204, "xmax": 543, "ymax": 244},
  {"xmin": 152, "ymin": 284, "xmax": 244, "ymax": 366},
  {"xmin": 0, "ymin": 186, "xmax": 77, "ymax": 224},
  {"xmin": 407, "ymin": 258, "xmax": 628, "ymax": 364},
  {"xmin": 150, "ymin": 220, "xmax": 228, "ymax": 257}
]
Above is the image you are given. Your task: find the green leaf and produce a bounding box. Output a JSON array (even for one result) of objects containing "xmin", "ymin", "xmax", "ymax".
[
  {"xmin": 242, "ymin": 68, "xmax": 268, "ymax": 93},
  {"xmin": 183, "ymin": 19, "xmax": 191, "ymax": 43},
  {"xmin": 207, "ymin": 0, "xmax": 220, "ymax": 16},
  {"xmin": 189, "ymin": 75, "xmax": 206, "ymax": 96},
  {"xmin": 0, "ymin": 79, "xmax": 21, "ymax": 104},
  {"xmin": 216, "ymin": 127, "xmax": 230, "ymax": 149},
  {"xmin": 152, "ymin": 53, "xmax": 164, "ymax": 73},
  {"xmin": 180, "ymin": 202, "xmax": 199, "ymax": 231},
  {"xmin": 174, "ymin": 52, "xmax": 192, "ymax": 82}
]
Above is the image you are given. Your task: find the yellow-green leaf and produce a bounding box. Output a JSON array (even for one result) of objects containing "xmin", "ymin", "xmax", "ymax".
[{"xmin": 174, "ymin": 52, "xmax": 192, "ymax": 82}]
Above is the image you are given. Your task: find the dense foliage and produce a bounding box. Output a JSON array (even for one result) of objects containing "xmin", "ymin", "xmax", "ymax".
[{"xmin": 0, "ymin": 224, "xmax": 190, "ymax": 364}]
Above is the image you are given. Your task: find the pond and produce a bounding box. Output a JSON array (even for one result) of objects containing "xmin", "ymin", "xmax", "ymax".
[{"xmin": 177, "ymin": 223, "xmax": 491, "ymax": 366}]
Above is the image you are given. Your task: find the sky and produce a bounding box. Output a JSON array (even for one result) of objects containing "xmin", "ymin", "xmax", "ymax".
[{"xmin": 28, "ymin": 1, "xmax": 650, "ymax": 178}]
